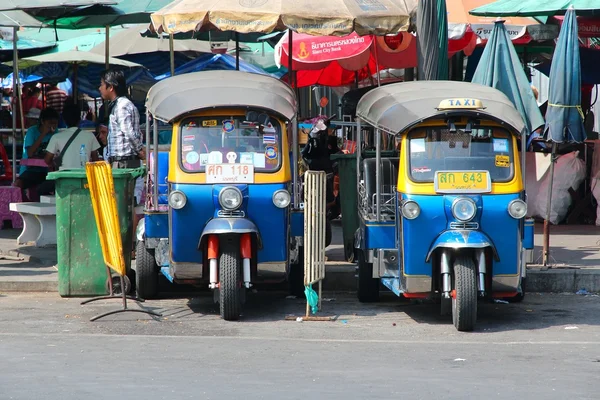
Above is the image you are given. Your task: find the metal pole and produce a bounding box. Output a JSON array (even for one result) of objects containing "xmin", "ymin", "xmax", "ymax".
[
  {"xmin": 521, "ymin": 130, "xmax": 526, "ymax": 184},
  {"xmin": 292, "ymin": 116, "xmax": 299, "ymax": 208},
  {"xmin": 235, "ymin": 32, "xmax": 240, "ymax": 71},
  {"xmin": 288, "ymin": 30, "xmax": 293, "ymax": 88},
  {"xmin": 373, "ymin": 40, "xmax": 381, "ymax": 87},
  {"xmin": 542, "ymin": 142, "xmax": 557, "ymax": 266},
  {"xmin": 11, "ymin": 27, "xmax": 18, "ymax": 183},
  {"xmin": 375, "ymin": 128, "xmax": 381, "ymax": 220},
  {"xmin": 356, "ymin": 118, "xmax": 362, "ymax": 196},
  {"xmin": 105, "ymin": 25, "xmax": 110, "ymax": 70},
  {"xmin": 153, "ymin": 120, "xmax": 159, "ymax": 208},
  {"xmin": 169, "ymin": 33, "xmax": 175, "ymax": 77}
]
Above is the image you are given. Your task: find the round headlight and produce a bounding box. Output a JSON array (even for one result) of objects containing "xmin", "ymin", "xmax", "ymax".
[
  {"xmin": 452, "ymin": 197, "xmax": 476, "ymax": 222},
  {"xmin": 508, "ymin": 199, "xmax": 527, "ymax": 219},
  {"xmin": 401, "ymin": 200, "xmax": 420, "ymax": 220},
  {"xmin": 219, "ymin": 187, "xmax": 243, "ymax": 210},
  {"xmin": 272, "ymin": 189, "xmax": 291, "ymax": 208},
  {"xmin": 168, "ymin": 190, "xmax": 187, "ymax": 210}
]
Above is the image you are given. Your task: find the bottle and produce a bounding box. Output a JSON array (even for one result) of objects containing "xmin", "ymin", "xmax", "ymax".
[{"xmin": 79, "ymin": 144, "xmax": 86, "ymax": 168}]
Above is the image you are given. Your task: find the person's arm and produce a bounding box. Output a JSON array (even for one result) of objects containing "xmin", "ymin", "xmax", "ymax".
[
  {"xmin": 25, "ymin": 128, "xmax": 48, "ymax": 158},
  {"xmin": 89, "ymin": 134, "xmax": 101, "ymax": 162},
  {"xmin": 43, "ymin": 135, "xmax": 57, "ymax": 169},
  {"xmin": 116, "ymin": 103, "xmax": 144, "ymax": 159}
]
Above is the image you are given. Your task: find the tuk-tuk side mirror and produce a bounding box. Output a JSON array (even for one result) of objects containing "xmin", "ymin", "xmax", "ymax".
[{"xmin": 257, "ymin": 113, "xmax": 270, "ymax": 128}]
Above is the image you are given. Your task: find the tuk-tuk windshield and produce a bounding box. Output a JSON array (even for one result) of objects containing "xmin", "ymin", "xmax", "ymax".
[
  {"xmin": 408, "ymin": 126, "xmax": 514, "ymax": 183},
  {"xmin": 179, "ymin": 116, "xmax": 282, "ymax": 172}
]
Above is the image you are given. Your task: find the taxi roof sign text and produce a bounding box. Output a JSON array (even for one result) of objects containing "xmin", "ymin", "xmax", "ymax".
[{"xmin": 437, "ymin": 98, "xmax": 484, "ymax": 110}]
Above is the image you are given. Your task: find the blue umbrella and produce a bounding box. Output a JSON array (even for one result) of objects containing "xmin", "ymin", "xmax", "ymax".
[
  {"xmin": 472, "ymin": 20, "xmax": 544, "ymax": 136},
  {"xmin": 541, "ymin": 6, "xmax": 585, "ymax": 266}
]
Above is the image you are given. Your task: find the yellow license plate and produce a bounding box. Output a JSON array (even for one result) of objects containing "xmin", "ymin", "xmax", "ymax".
[{"xmin": 434, "ymin": 171, "xmax": 491, "ymax": 193}]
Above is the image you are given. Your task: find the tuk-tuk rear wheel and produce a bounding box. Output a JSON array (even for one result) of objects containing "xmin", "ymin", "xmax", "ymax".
[
  {"xmin": 135, "ymin": 241, "xmax": 159, "ymax": 300},
  {"xmin": 452, "ymin": 256, "xmax": 477, "ymax": 332},
  {"xmin": 219, "ymin": 235, "xmax": 242, "ymax": 321},
  {"xmin": 357, "ymin": 249, "xmax": 380, "ymax": 303}
]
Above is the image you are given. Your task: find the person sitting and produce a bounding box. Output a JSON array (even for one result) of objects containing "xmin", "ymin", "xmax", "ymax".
[
  {"xmin": 44, "ymin": 102, "xmax": 100, "ymax": 171},
  {"xmin": 14, "ymin": 107, "xmax": 59, "ymax": 199}
]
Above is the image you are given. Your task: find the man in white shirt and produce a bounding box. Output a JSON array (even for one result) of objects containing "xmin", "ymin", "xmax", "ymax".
[{"xmin": 45, "ymin": 102, "xmax": 101, "ymax": 170}]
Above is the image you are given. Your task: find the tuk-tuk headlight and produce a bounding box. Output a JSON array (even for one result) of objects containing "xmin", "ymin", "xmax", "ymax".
[
  {"xmin": 219, "ymin": 187, "xmax": 243, "ymax": 210},
  {"xmin": 168, "ymin": 190, "xmax": 187, "ymax": 210},
  {"xmin": 452, "ymin": 198, "xmax": 476, "ymax": 222},
  {"xmin": 508, "ymin": 199, "xmax": 527, "ymax": 219},
  {"xmin": 272, "ymin": 189, "xmax": 291, "ymax": 208},
  {"xmin": 401, "ymin": 200, "xmax": 420, "ymax": 220}
]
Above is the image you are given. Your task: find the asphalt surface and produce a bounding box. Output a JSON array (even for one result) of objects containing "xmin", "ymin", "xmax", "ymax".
[{"xmin": 0, "ymin": 292, "xmax": 599, "ymax": 399}]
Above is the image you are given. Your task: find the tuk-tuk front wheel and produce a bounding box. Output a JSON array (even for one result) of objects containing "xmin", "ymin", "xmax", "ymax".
[
  {"xmin": 452, "ymin": 256, "xmax": 477, "ymax": 332},
  {"xmin": 135, "ymin": 241, "xmax": 159, "ymax": 300},
  {"xmin": 357, "ymin": 249, "xmax": 380, "ymax": 303},
  {"xmin": 219, "ymin": 235, "xmax": 242, "ymax": 321}
]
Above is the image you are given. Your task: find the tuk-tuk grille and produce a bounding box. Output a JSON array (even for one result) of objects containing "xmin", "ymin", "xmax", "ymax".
[
  {"xmin": 217, "ymin": 210, "xmax": 246, "ymax": 218},
  {"xmin": 449, "ymin": 222, "xmax": 479, "ymax": 230}
]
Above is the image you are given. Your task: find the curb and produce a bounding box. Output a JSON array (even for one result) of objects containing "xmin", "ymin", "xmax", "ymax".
[
  {"xmin": 0, "ymin": 281, "xmax": 58, "ymax": 292},
  {"xmin": 2, "ymin": 264, "xmax": 599, "ymax": 294},
  {"xmin": 0, "ymin": 249, "xmax": 42, "ymax": 265}
]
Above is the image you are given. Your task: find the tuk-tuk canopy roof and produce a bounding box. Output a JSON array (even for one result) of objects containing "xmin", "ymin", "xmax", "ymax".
[
  {"xmin": 145, "ymin": 70, "xmax": 297, "ymax": 123},
  {"xmin": 356, "ymin": 81, "xmax": 526, "ymax": 135}
]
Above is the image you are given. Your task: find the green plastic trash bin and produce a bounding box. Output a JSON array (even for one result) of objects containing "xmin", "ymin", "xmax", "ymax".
[
  {"xmin": 47, "ymin": 167, "xmax": 145, "ymax": 297},
  {"xmin": 331, "ymin": 153, "xmax": 359, "ymax": 262}
]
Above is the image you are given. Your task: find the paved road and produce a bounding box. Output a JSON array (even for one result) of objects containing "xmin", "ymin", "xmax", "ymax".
[{"xmin": 1, "ymin": 292, "xmax": 599, "ymax": 399}]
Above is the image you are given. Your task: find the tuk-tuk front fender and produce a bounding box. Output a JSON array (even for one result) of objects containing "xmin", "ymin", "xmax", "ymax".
[
  {"xmin": 426, "ymin": 230, "xmax": 499, "ymax": 262},
  {"xmin": 198, "ymin": 218, "xmax": 263, "ymax": 250}
]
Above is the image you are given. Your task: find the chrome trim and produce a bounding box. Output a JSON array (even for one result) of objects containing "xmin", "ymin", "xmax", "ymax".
[
  {"xmin": 403, "ymin": 275, "xmax": 432, "ymax": 293},
  {"xmin": 492, "ymin": 275, "xmax": 519, "ymax": 292},
  {"xmin": 449, "ymin": 221, "xmax": 479, "ymax": 230},
  {"xmin": 217, "ymin": 210, "xmax": 246, "ymax": 218}
]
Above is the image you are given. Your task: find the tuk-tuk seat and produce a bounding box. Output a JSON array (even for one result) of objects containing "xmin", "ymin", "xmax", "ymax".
[{"xmin": 361, "ymin": 158, "xmax": 399, "ymax": 216}]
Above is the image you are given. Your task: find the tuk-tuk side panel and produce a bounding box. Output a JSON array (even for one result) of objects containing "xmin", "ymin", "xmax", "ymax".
[
  {"xmin": 361, "ymin": 221, "xmax": 396, "ymax": 250},
  {"xmin": 145, "ymin": 213, "xmax": 169, "ymax": 238},
  {"xmin": 480, "ymin": 193, "xmax": 521, "ymax": 278},
  {"xmin": 400, "ymin": 194, "xmax": 446, "ymax": 277},
  {"xmin": 170, "ymin": 183, "xmax": 214, "ymax": 264},
  {"xmin": 247, "ymin": 183, "xmax": 289, "ymax": 263},
  {"xmin": 290, "ymin": 210, "xmax": 303, "ymax": 237}
]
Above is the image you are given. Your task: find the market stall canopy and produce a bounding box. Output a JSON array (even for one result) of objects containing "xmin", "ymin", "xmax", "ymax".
[
  {"xmin": 0, "ymin": 10, "xmax": 44, "ymax": 28},
  {"xmin": 551, "ymin": 15, "xmax": 600, "ymax": 37},
  {"xmin": 356, "ymin": 81, "xmax": 526, "ymax": 136},
  {"xmin": 5, "ymin": 50, "xmax": 143, "ymax": 69},
  {"xmin": 150, "ymin": 0, "xmax": 418, "ymax": 36},
  {"xmin": 88, "ymin": 25, "xmax": 221, "ymax": 56},
  {"xmin": 543, "ymin": 7, "xmax": 586, "ymax": 143},
  {"xmin": 449, "ymin": 0, "xmax": 559, "ymax": 44},
  {"xmin": 470, "ymin": 0, "xmax": 600, "ymax": 18},
  {"xmin": 146, "ymin": 70, "xmax": 296, "ymax": 123},
  {"xmin": 471, "ymin": 20, "xmax": 544, "ymax": 134},
  {"xmin": 417, "ymin": 0, "xmax": 449, "ymax": 80},
  {"xmin": 0, "ymin": 0, "xmax": 116, "ymax": 19}
]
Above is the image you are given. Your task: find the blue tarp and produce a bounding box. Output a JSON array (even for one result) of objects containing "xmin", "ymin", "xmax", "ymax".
[
  {"xmin": 471, "ymin": 20, "xmax": 544, "ymax": 135},
  {"xmin": 154, "ymin": 53, "xmax": 276, "ymax": 80},
  {"xmin": 543, "ymin": 8, "xmax": 586, "ymax": 143}
]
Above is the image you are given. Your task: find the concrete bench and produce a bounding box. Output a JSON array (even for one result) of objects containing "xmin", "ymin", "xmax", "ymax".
[
  {"xmin": 40, "ymin": 195, "xmax": 56, "ymax": 204},
  {"xmin": 9, "ymin": 202, "xmax": 57, "ymax": 247}
]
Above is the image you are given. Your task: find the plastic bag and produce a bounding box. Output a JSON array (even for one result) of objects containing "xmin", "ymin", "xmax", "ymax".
[
  {"xmin": 304, "ymin": 284, "xmax": 319, "ymax": 315},
  {"xmin": 536, "ymin": 151, "xmax": 586, "ymax": 224}
]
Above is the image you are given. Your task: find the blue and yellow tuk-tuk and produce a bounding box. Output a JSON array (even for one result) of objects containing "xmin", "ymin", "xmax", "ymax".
[
  {"xmin": 137, "ymin": 71, "xmax": 304, "ymax": 320},
  {"xmin": 354, "ymin": 81, "xmax": 534, "ymax": 331}
]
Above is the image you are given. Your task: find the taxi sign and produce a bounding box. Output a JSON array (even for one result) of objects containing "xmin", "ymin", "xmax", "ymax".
[
  {"xmin": 434, "ymin": 170, "xmax": 491, "ymax": 193},
  {"xmin": 206, "ymin": 164, "xmax": 254, "ymax": 184},
  {"xmin": 437, "ymin": 98, "xmax": 484, "ymax": 110}
]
